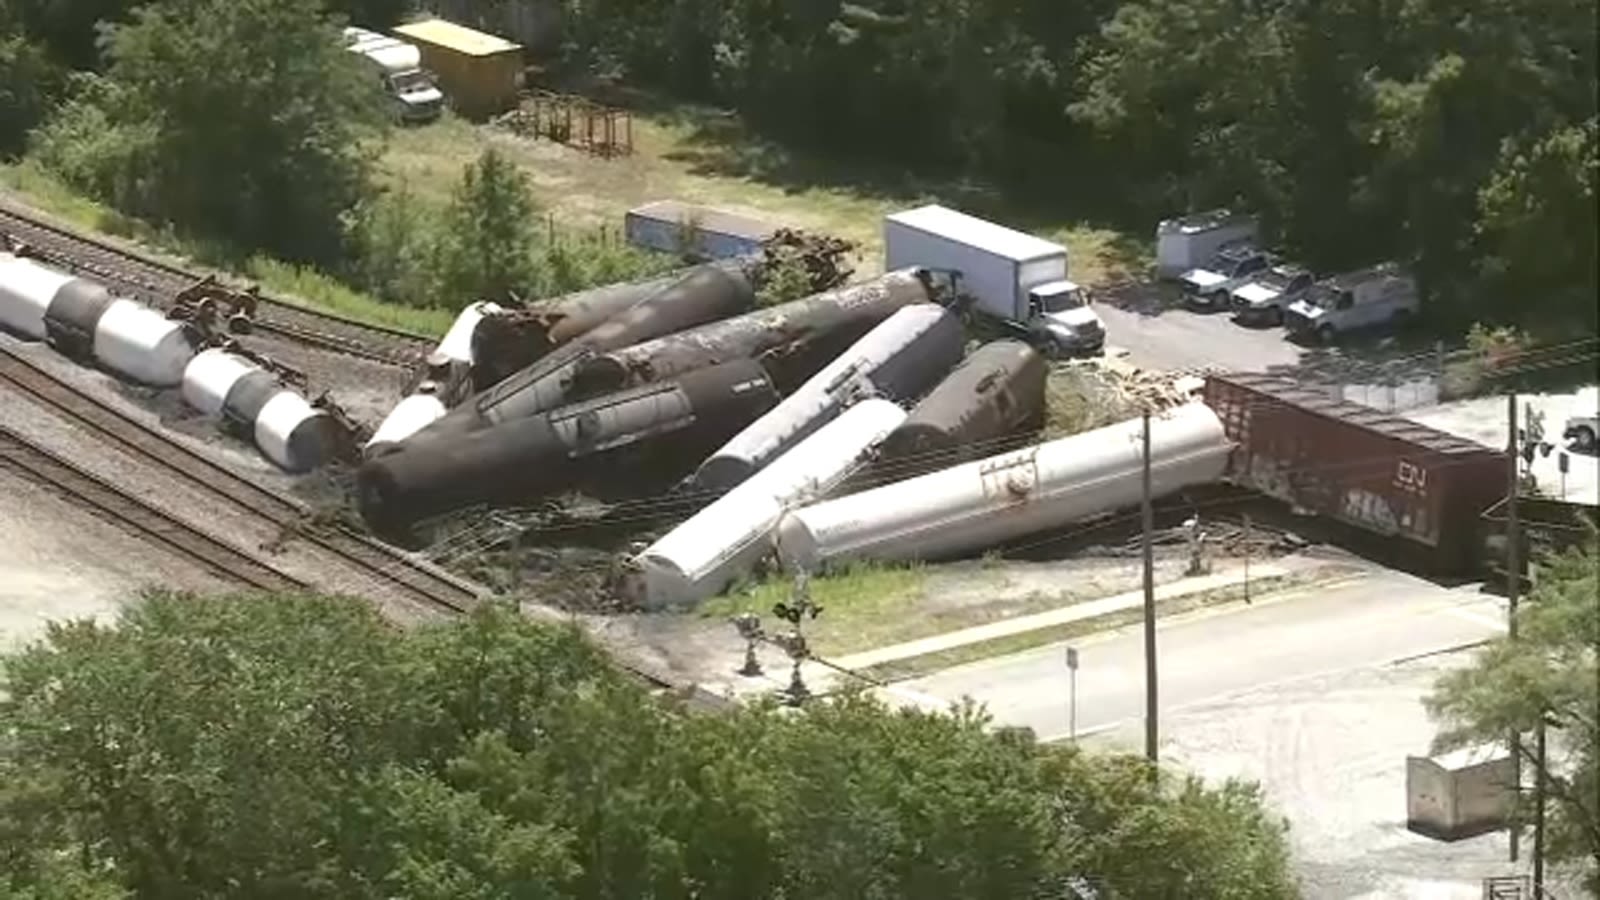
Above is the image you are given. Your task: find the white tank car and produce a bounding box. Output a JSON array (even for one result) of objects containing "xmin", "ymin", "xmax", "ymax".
[
  {"xmin": 364, "ymin": 389, "xmax": 448, "ymax": 456},
  {"xmin": 92, "ymin": 297, "xmax": 195, "ymax": 386},
  {"xmin": 182, "ymin": 347, "xmax": 262, "ymax": 417},
  {"xmin": 0, "ymin": 253, "xmax": 74, "ymax": 339},
  {"xmin": 775, "ymin": 402, "xmax": 1233, "ymax": 571},
  {"xmin": 695, "ymin": 303, "xmax": 963, "ymax": 492},
  {"xmin": 254, "ymin": 389, "xmax": 334, "ymax": 473},
  {"xmin": 621, "ymin": 398, "xmax": 907, "ymax": 609},
  {"xmin": 430, "ymin": 300, "xmax": 501, "ymax": 367}
]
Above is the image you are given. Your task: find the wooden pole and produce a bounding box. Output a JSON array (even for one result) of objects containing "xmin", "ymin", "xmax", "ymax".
[
  {"xmin": 1142, "ymin": 409, "xmax": 1158, "ymax": 774},
  {"xmin": 1507, "ymin": 393, "xmax": 1522, "ymax": 863}
]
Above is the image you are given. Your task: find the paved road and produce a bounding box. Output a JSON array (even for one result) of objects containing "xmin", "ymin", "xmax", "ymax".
[{"xmin": 891, "ymin": 570, "xmax": 1508, "ymax": 742}]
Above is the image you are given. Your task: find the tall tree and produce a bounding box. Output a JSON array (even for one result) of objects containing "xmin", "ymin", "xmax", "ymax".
[
  {"xmin": 427, "ymin": 148, "xmax": 540, "ymax": 307},
  {"xmin": 1427, "ymin": 541, "xmax": 1600, "ymax": 893},
  {"xmin": 31, "ymin": 0, "xmax": 384, "ymax": 264}
]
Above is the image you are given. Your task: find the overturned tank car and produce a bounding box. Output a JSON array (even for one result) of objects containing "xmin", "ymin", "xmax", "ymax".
[{"xmin": 356, "ymin": 359, "xmax": 780, "ymax": 530}]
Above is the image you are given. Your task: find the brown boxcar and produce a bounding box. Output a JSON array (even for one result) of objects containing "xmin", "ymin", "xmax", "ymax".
[
  {"xmin": 393, "ymin": 18, "xmax": 522, "ymax": 119},
  {"xmin": 1203, "ymin": 372, "xmax": 1507, "ymax": 572}
]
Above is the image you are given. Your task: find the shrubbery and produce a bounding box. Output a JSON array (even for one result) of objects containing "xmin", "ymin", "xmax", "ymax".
[{"xmin": 0, "ymin": 590, "xmax": 1301, "ymax": 899}]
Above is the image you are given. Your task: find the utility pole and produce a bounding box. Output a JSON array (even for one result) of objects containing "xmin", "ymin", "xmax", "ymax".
[
  {"xmin": 1242, "ymin": 512, "xmax": 1252, "ymax": 605},
  {"xmin": 1533, "ymin": 718, "xmax": 1546, "ymax": 895},
  {"xmin": 1506, "ymin": 393, "xmax": 1522, "ymax": 863},
  {"xmin": 1141, "ymin": 409, "xmax": 1158, "ymax": 774}
]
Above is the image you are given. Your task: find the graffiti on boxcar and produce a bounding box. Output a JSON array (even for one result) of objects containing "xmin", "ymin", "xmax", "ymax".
[{"xmin": 1342, "ymin": 487, "xmax": 1401, "ymax": 533}]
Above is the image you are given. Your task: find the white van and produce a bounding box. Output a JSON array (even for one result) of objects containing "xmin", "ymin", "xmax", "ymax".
[
  {"xmin": 1283, "ymin": 263, "xmax": 1419, "ymax": 343},
  {"xmin": 1155, "ymin": 209, "xmax": 1259, "ymax": 279}
]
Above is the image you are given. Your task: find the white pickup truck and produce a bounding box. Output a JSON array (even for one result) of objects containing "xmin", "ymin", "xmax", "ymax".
[{"xmin": 883, "ymin": 205, "xmax": 1106, "ymax": 357}]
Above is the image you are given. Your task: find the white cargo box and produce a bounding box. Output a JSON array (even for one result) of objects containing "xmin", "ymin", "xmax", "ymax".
[
  {"xmin": 1155, "ymin": 208, "xmax": 1259, "ymax": 279},
  {"xmin": 883, "ymin": 205, "xmax": 1067, "ymax": 321},
  {"xmin": 625, "ymin": 200, "xmax": 778, "ymax": 261}
]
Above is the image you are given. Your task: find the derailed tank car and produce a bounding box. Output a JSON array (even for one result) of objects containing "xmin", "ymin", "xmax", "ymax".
[
  {"xmin": 366, "ymin": 301, "xmax": 501, "ymax": 458},
  {"xmin": 469, "ymin": 260, "xmax": 752, "ymax": 390},
  {"xmin": 181, "ymin": 348, "xmax": 338, "ymax": 472},
  {"xmin": 356, "ymin": 359, "xmax": 780, "ymax": 530},
  {"xmin": 1201, "ymin": 372, "xmax": 1506, "ymax": 573},
  {"xmin": 420, "ymin": 264, "xmax": 757, "ymax": 444},
  {"xmin": 695, "ymin": 303, "xmax": 965, "ymax": 492},
  {"xmin": 875, "ymin": 338, "xmax": 1047, "ymax": 474},
  {"xmin": 570, "ymin": 268, "xmax": 938, "ymax": 397},
  {"xmin": 619, "ymin": 398, "xmax": 907, "ymax": 609},
  {"xmin": 775, "ymin": 402, "xmax": 1233, "ymax": 571}
]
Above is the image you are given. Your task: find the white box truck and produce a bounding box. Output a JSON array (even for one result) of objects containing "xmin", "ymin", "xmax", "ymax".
[
  {"xmin": 883, "ymin": 205, "xmax": 1105, "ymax": 356},
  {"xmin": 1155, "ymin": 208, "xmax": 1259, "ymax": 279},
  {"xmin": 343, "ymin": 27, "xmax": 444, "ymax": 124}
]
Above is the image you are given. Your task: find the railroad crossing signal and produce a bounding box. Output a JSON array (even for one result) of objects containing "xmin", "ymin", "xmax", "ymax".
[{"xmin": 1065, "ymin": 646, "xmax": 1079, "ymax": 670}]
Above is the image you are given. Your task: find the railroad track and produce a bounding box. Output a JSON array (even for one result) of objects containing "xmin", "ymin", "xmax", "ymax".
[
  {"xmin": 0, "ymin": 344, "xmax": 691, "ymax": 694},
  {"xmin": 0, "ymin": 202, "xmax": 431, "ymax": 368},
  {"xmin": 0, "ymin": 343, "xmax": 481, "ymax": 615},
  {"xmin": 0, "ymin": 426, "xmax": 306, "ymax": 593}
]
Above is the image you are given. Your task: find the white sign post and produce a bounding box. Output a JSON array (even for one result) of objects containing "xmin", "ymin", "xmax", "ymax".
[{"xmin": 1065, "ymin": 646, "xmax": 1080, "ymax": 740}]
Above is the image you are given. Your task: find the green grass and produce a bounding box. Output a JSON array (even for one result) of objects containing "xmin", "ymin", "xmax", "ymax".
[
  {"xmin": 1, "ymin": 161, "xmax": 456, "ymax": 337},
  {"xmin": 383, "ymin": 107, "xmax": 1148, "ymax": 285},
  {"xmin": 243, "ymin": 256, "xmax": 456, "ymax": 335},
  {"xmin": 857, "ymin": 575, "xmax": 1300, "ymax": 684},
  {"xmin": 701, "ymin": 563, "xmax": 928, "ymax": 656}
]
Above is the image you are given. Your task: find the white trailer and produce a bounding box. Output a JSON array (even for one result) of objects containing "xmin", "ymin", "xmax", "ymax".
[
  {"xmin": 343, "ymin": 27, "xmax": 443, "ymax": 123},
  {"xmin": 883, "ymin": 205, "xmax": 1104, "ymax": 356},
  {"xmin": 1155, "ymin": 209, "xmax": 1259, "ymax": 279}
]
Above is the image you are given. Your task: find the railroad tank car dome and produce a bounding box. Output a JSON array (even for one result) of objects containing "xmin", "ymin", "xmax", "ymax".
[
  {"xmin": 254, "ymin": 390, "xmax": 335, "ymax": 473},
  {"xmin": 92, "ymin": 297, "xmax": 195, "ymax": 386},
  {"xmin": 42, "ymin": 277, "xmax": 115, "ymax": 360},
  {"xmin": 181, "ymin": 349, "xmax": 263, "ymax": 418},
  {"xmin": 365, "ymin": 390, "xmax": 449, "ymax": 458},
  {"xmin": 0, "ymin": 253, "xmax": 75, "ymax": 339},
  {"xmin": 694, "ymin": 302, "xmax": 963, "ymax": 493}
]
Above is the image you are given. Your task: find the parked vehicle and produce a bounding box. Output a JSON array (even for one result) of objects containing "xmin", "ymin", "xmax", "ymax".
[
  {"xmin": 1178, "ymin": 243, "xmax": 1273, "ymax": 311},
  {"xmin": 1283, "ymin": 262, "xmax": 1419, "ymax": 344},
  {"xmin": 883, "ymin": 205, "xmax": 1105, "ymax": 357},
  {"xmin": 1202, "ymin": 372, "xmax": 1507, "ymax": 574},
  {"xmin": 1155, "ymin": 209, "xmax": 1259, "ymax": 279},
  {"xmin": 391, "ymin": 18, "xmax": 523, "ymax": 120},
  {"xmin": 342, "ymin": 27, "xmax": 443, "ymax": 123},
  {"xmin": 1564, "ymin": 413, "xmax": 1598, "ymax": 452},
  {"xmin": 1229, "ymin": 263, "xmax": 1315, "ymax": 325}
]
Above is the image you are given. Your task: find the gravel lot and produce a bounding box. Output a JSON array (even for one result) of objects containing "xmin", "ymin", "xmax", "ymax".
[{"xmin": 1085, "ymin": 651, "xmax": 1588, "ymax": 899}]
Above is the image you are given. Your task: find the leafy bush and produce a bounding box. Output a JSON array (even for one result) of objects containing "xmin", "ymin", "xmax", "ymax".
[{"xmin": 0, "ymin": 591, "xmax": 1301, "ymax": 899}]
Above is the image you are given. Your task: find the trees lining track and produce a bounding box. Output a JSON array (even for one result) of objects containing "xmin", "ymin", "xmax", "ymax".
[
  {"xmin": 0, "ymin": 425, "xmax": 307, "ymax": 593},
  {"xmin": 0, "ymin": 343, "xmax": 481, "ymax": 615},
  {"xmin": 0, "ymin": 202, "xmax": 430, "ymax": 368}
]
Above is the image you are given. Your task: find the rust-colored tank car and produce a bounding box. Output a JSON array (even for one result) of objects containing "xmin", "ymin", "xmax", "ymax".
[{"xmin": 1202, "ymin": 373, "xmax": 1507, "ymax": 572}]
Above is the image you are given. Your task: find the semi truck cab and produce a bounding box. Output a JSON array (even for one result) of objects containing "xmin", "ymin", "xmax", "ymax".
[{"xmin": 1026, "ymin": 280, "xmax": 1104, "ymax": 356}]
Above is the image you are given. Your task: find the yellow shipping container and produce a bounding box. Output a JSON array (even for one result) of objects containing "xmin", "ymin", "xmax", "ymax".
[{"xmin": 393, "ymin": 18, "xmax": 523, "ymax": 120}]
